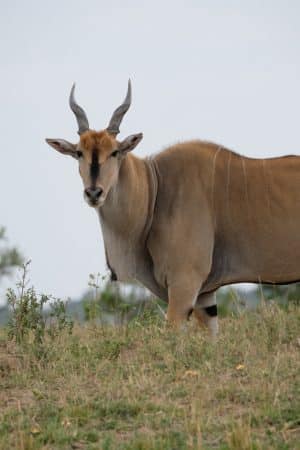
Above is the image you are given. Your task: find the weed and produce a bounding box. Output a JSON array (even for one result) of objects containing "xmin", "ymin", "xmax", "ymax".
[
  {"xmin": 82, "ymin": 273, "xmax": 166, "ymax": 325},
  {"xmin": 6, "ymin": 262, "xmax": 73, "ymax": 349}
]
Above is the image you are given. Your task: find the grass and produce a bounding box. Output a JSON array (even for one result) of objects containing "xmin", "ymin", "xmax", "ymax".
[{"xmin": 0, "ymin": 302, "xmax": 299, "ymax": 449}]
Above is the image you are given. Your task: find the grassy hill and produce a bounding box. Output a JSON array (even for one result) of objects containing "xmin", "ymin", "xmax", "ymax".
[{"xmin": 0, "ymin": 304, "xmax": 299, "ymax": 449}]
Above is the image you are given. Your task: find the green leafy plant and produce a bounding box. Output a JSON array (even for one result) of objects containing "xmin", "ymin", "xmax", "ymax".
[
  {"xmin": 82, "ymin": 273, "xmax": 166, "ymax": 325},
  {"xmin": 0, "ymin": 226, "xmax": 23, "ymax": 279},
  {"xmin": 6, "ymin": 261, "xmax": 73, "ymax": 346}
]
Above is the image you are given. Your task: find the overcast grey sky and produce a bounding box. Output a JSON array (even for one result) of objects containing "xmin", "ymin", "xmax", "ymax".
[{"xmin": 1, "ymin": 1, "xmax": 300, "ymax": 302}]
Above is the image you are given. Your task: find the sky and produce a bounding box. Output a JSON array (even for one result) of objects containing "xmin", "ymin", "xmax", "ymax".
[{"xmin": 1, "ymin": 1, "xmax": 300, "ymax": 303}]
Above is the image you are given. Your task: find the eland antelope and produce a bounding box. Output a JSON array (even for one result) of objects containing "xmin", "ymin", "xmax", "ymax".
[{"xmin": 46, "ymin": 81, "xmax": 300, "ymax": 336}]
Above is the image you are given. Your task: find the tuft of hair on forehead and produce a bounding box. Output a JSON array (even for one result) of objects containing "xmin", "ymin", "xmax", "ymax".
[{"xmin": 79, "ymin": 130, "xmax": 116, "ymax": 153}]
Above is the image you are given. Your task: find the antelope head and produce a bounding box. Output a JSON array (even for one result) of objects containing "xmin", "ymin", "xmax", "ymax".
[{"xmin": 46, "ymin": 80, "xmax": 143, "ymax": 207}]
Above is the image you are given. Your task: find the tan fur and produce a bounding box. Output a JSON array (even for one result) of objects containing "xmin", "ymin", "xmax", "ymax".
[
  {"xmin": 79, "ymin": 130, "xmax": 117, "ymax": 163},
  {"xmin": 47, "ymin": 111, "xmax": 300, "ymax": 336}
]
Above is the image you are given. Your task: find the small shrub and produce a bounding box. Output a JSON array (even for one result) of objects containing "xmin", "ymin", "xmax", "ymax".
[
  {"xmin": 6, "ymin": 261, "xmax": 73, "ymax": 347},
  {"xmin": 82, "ymin": 273, "xmax": 166, "ymax": 325},
  {"xmin": 0, "ymin": 226, "xmax": 23, "ymax": 279}
]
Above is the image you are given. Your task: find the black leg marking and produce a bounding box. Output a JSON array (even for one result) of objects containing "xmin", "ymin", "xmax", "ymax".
[
  {"xmin": 204, "ymin": 304, "xmax": 217, "ymax": 317},
  {"xmin": 187, "ymin": 308, "xmax": 194, "ymax": 321}
]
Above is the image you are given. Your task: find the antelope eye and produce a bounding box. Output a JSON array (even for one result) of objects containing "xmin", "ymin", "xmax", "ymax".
[
  {"xmin": 76, "ymin": 150, "xmax": 83, "ymax": 158},
  {"xmin": 111, "ymin": 150, "xmax": 119, "ymax": 158}
]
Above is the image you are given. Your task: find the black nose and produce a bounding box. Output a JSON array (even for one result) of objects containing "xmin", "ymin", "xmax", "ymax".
[{"xmin": 84, "ymin": 187, "xmax": 103, "ymax": 203}]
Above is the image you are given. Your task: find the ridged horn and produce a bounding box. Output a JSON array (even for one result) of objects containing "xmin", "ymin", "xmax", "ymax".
[
  {"xmin": 107, "ymin": 79, "xmax": 132, "ymax": 136},
  {"xmin": 69, "ymin": 84, "xmax": 90, "ymax": 135}
]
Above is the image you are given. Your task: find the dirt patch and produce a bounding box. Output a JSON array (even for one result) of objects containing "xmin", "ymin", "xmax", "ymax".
[
  {"xmin": 0, "ymin": 386, "xmax": 35, "ymax": 410},
  {"xmin": 0, "ymin": 352, "xmax": 22, "ymax": 378}
]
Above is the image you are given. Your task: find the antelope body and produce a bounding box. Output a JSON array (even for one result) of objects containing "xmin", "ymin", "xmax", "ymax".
[{"xmin": 46, "ymin": 81, "xmax": 300, "ymax": 335}]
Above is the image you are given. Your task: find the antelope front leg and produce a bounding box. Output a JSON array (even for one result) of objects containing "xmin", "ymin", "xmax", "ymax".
[
  {"xmin": 167, "ymin": 277, "xmax": 202, "ymax": 328},
  {"xmin": 193, "ymin": 291, "xmax": 219, "ymax": 337}
]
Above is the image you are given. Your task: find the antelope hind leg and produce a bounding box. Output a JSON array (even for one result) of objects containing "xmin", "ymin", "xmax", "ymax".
[{"xmin": 193, "ymin": 291, "xmax": 219, "ymax": 337}]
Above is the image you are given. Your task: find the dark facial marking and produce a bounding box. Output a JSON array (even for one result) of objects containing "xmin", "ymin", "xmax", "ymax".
[
  {"xmin": 90, "ymin": 149, "xmax": 100, "ymax": 186},
  {"xmin": 204, "ymin": 305, "xmax": 218, "ymax": 317}
]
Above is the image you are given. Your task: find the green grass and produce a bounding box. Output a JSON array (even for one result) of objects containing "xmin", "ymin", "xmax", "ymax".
[{"xmin": 0, "ymin": 303, "xmax": 299, "ymax": 449}]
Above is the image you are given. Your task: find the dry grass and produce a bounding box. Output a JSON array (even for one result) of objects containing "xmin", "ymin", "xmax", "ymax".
[{"xmin": 0, "ymin": 303, "xmax": 299, "ymax": 449}]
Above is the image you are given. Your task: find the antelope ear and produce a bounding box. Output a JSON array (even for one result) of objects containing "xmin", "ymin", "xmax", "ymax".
[
  {"xmin": 45, "ymin": 138, "xmax": 78, "ymax": 159},
  {"xmin": 118, "ymin": 133, "xmax": 143, "ymax": 154}
]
